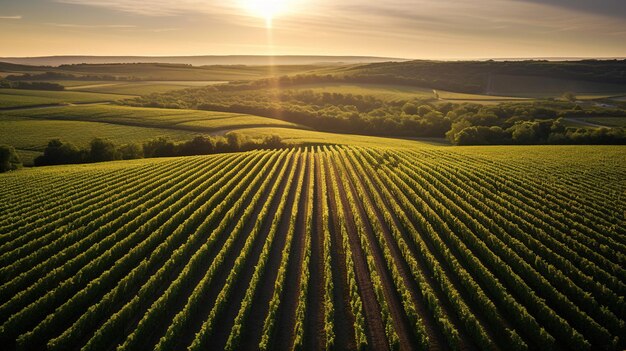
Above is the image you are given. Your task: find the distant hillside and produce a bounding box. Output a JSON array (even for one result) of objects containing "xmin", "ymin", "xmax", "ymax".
[
  {"xmin": 3, "ymin": 59, "xmax": 625, "ymax": 96},
  {"xmin": 0, "ymin": 62, "xmax": 354, "ymax": 81},
  {"xmin": 343, "ymin": 60, "xmax": 626, "ymax": 95},
  {"xmin": 0, "ymin": 55, "xmax": 407, "ymax": 67}
]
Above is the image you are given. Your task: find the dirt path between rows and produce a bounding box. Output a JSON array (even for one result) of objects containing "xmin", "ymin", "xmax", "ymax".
[
  {"xmin": 164, "ymin": 153, "xmax": 292, "ymax": 350},
  {"xmin": 369, "ymin": 149, "xmax": 511, "ymax": 350},
  {"xmin": 322, "ymin": 154, "xmax": 357, "ymax": 351},
  {"xmin": 328, "ymin": 157, "xmax": 390, "ymax": 351},
  {"xmin": 339, "ymin": 151, "xmax": 454, "ymax": 351},
  {"xmin": 303, "ymin": 153, "xmax": 325, "ymax": 350},
  {"xmin": 334, "ymin": 154, "xmax": 418, "ymax": 351},
  {"xmin": 273, "ymin": 153, "xmax": 312, "ymax": 350},
  {"xmin": 235, "ymin": 154, "xmax": 305, "ymax": 350}
]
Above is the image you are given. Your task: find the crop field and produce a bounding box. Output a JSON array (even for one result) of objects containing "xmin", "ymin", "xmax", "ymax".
[
  {"xmin": 0, "ymin": 145, "xmax": 623, "ymax": 351},
  {"xmin": 0, "ymin": 105, "xmax": 306, "ymax": 164},
  {"xmin": 232, "ymin": 127, "xmax": 447, "ymax": 148},
  {"xmin": 579, "ymin": 117, "xmax": 626, "ymax": 128},
  {"xmin": 0, "ymin": 105, "xmax": 303, "ymax": 131},
  {"xmin": 0, "ymin": 119, "xmax": 205, "ymax": 165},
  {"xmin": 487, "ymin": 75, "xmax": 626, "ymax": 98},
  {"xmin": 284, "ymin": 82, "xmax": 622, "ymax": 104},
  {"xmin": 286, "ymin": 83, "xmax": 530, "ymax": 104},
  {"xmin": 1, "ymin": 63, "xmax": 341, "ymax": 81},
  {"xmin": 61, "ymin": 81, "xmax": 225, "ymax": 96},
  {"xmin": 0, "ymin": 89, "xmax": 135, "ymax": 109}
]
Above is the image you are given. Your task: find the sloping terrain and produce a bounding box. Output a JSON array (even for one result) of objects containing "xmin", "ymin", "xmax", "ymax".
[{"xmin": 0, "ymin": 145, "xmax": 624, "ymax": 350}]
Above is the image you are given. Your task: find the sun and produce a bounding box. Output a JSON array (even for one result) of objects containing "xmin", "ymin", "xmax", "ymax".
[{"xmin": 240, "ymin": 0, "xmax": 290, "ymax": 27}]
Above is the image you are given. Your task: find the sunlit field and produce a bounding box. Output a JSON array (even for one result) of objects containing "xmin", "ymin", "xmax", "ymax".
[
  {"xmin": 1, "ymin": 144, "xmax": 624, "ymax": 350},
  {"xmin": 1, "ymin": 0, "xmax": 625, "ymax": 350}
]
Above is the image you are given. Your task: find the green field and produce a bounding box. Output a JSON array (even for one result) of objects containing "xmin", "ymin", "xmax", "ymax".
[
  {"xmin": 1, "ymin": 59, "xmax": 625, "ymax": 351},
  {"xmin": 0, "ymin": 119, "xmax": 206, "ymax": 165},
  {"xmin": 0, "ymin": 89, "xmax": 134, "ymax": 108},
  {"xmin": 0, "ymin": 104, "xmax": 307, "ymax": 164},
  {"xmin": 0, "ymin": 63, "xmax": 344, "ymax": 81},
  {"xmin": 488, "ymin": 74, "xmax": 626, "ymax": 98},
  {"xmin": 61, "ymin": 81, "xmax": 224, "ymax": 95},
  {"xmin": 276, "ymin": 82, "xmax": 531, "ymax": 104},
  {"xmin": 233, "ymin": 127, "xmax": 445, "ymax": 148},
  {"xmin": 0, "ymin": 104, "xmax": 303, "ymax": 131},
  {"xmin": 285, "ymin": 82, "xmax": 624, "ymax": 104},
  {"xmin": 0, "ymin": 144, "xmax": 623, "ymax": 351},
  {"xmin": 560, "ymin": 117, "xmax": 626, "ymax": 129},
  {"xmin": 579, "ymin": 117, "xmax": 626, "ymax": 128}
]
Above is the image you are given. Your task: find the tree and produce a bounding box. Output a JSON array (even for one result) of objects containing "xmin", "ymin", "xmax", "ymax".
[
  {"xmin": 402, "ymin": 102, "xmax": 418, "ymax": 115},
  {"xmin": 118, "ymin": 143, "xmax": 144, "ymax": 159},
  {"xmin": 35, "ymin": 139, "xmax": 85, "ymax": 166},
  {"xmin": 89, "ymin": 138, "xmax": 120, "ymax": 162},
  {"xmin": 177, "ymin": 136, "xmax": 215, "ymax": 156},
  {"xmin": 226, "ymin": 133, "xmax": 246, "ymax": 151},
  {"xmin": 446, "ymin": 119, "xmax": 472, "ymax": 143},
  {"xmin": 455, "ymin": 126, "xmax": 507, "ymax": 145},
  {"xmin": 509, "ymin": 122, "xmax": 537, "ymax": 144},
  {"xmin": 0, "ymin": 145, "xmax": 21, "ymax": 172},
  {"xmin": 263, "ymin": 135, "xmax": 285, "ymax": 149},
  {"xmin": 418, "ymin": 105, "xmax": 434, "ymax": 115},
  {"xmin": 143, "ymin": 138, "xmax": 175, "ymax": 158}
]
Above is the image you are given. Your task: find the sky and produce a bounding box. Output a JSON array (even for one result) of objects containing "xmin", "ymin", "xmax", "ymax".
[{"xmin": 0, "ymin": 0, "xmax": 625, "ymax": 59}]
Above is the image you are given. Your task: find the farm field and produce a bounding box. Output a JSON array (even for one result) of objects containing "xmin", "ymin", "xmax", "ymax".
[
  {"xmin": 0, "ymin": 119, "xmax": 206, "ymax": 165},
  {"xmin": 2, "ymin": 1, "xmax": 626, "ymax": 350},
  {"xmin": 0, "ymin": 89, "xmax": 135, "ymax": 109},
  {"xmin": 0, "ymin": 105, "xmax": 306, "ymax": 164},
  {"xmin": 233, "ymin": 127, "xmax": 447, "ymax": 147},
  {"xmin": 0, "ymin": 105, "xmax": 303, "ymax": 131},
  {"xmin": 272, "ymin": 81, "xmax": 626, "ymax": 105},
  {"xmin": 62, "ymin": 81, "xmax": 225, "ymax": 95},
  {"xmin": 559, "ymin": 116, "xmax": 626, "ymax": 129},
  {"xmin": 578, "ymin": 117, "xmax": 626, "ymax": 128},
  {"xmin": 0, "ymin": 145, "xmax": 623, "ymax": 351},
  {"xmin": 0, "ymin": 63, "xmax": 344, "ymax": 81},
  {"xmin": 487, "ymin": 74, "xmax": 626, "ymax": 98},
  {"xmin": 284, "ymin": 83, "xmax": 531, "ymax": 104}
]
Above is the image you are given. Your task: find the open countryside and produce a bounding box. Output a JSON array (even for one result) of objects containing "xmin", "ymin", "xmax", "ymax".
[{"xmin": 1, "ymin": 0, "xmax": 625, "ymax": 350}]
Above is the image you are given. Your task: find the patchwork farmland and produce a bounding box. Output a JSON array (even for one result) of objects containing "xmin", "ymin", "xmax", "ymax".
[{"xmin": 0, "ymin": 145, "xmax": 623, "ymax": 350}]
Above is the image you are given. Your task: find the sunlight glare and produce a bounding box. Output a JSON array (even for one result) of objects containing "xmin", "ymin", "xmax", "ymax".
[{"xmin": 240, "ymin": 0, "xmax": 290, "ymax": 27}]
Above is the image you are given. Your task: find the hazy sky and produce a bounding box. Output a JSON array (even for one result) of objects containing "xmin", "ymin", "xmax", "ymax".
[{"xmin": 1, "ymin": 0, "xmax": 625, "ymax": 58}]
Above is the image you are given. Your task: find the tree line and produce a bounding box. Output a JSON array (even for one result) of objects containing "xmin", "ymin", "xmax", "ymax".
[
  {"xmin": 32, "ymin": 134, "xmax": 286, "ymax": 166},
  {"xmin": 124, "ymin": 85, "xmax": 626, "ymax": 144},
  {"xmin": 126, "ymin": 88, "xmax": 451, "ymax": 138},
  {"xmin": 0, "ymin": 80, "xmax": 64, "ymax": 91},
  {"xmin": 4, "ymin": 72, "xmax": 138, "ymax": 82},
  {"xmin": 444, "ymin": 101, "xmax": 626, "ymax": 145}
]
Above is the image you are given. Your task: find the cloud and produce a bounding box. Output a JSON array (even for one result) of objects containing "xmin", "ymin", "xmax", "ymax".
[
  {"xmin": 0, "ymin": 15, "xmax": 22, "ymax": 19},
  {"xmin": 54, "ymin": 0, "xmax": 237, "ymax": 17},
  {"xmin": 47, "ymin": 0, "xmax": 626, "ymax": 58},
  {"xmin": 511, "ymin": 0, "xmax": 626, "ymax": 19},
  {"xmin": 151, "ymin": 28, "xmax": 181, "ymax": 33},
  {"xmin": 282, "ymin": 0, "xmax": 626, "ymax": 39},
  {"xmin": 46, "ymin": 23, "xmax": 137, "ymax": 28}
]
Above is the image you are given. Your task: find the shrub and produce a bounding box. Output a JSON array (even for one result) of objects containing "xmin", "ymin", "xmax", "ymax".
[{"xmin": 0, "ymin": 145, "xmax": 21, "ymax": 172}]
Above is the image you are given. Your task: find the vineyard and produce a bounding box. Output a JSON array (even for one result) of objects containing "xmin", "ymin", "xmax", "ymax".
[{"xmin": 0, "ymin": 145, "xmax": 624, "ymax": 351}]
